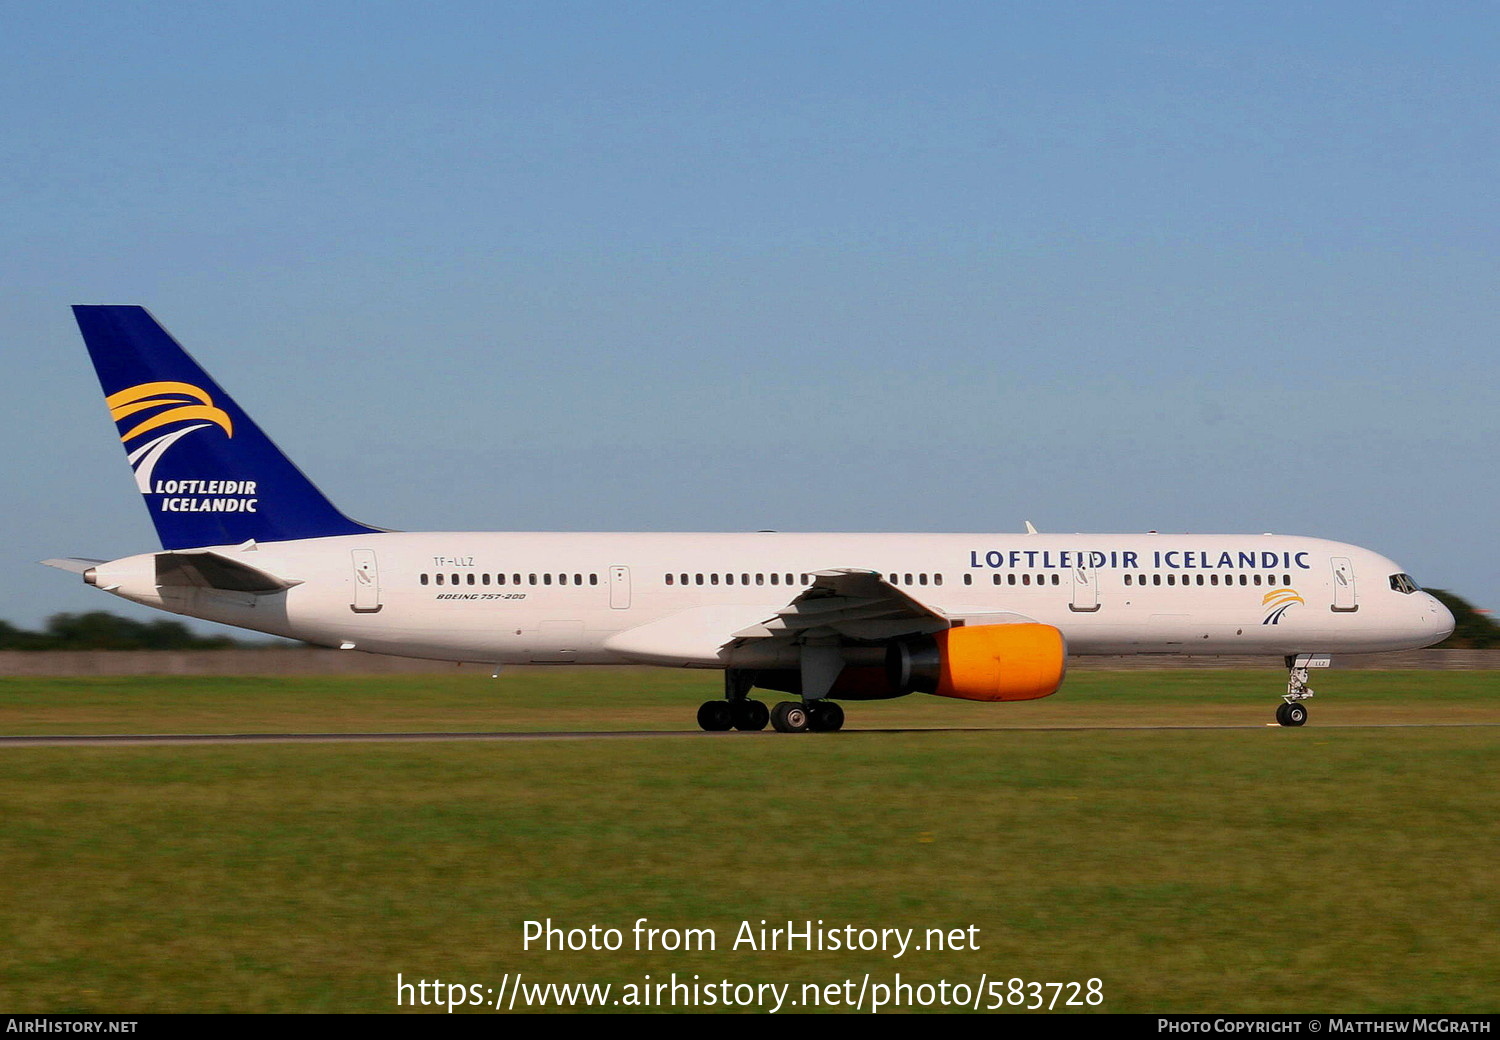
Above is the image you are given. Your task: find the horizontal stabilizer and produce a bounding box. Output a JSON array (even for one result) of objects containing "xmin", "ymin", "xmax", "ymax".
[
  {"xmin": 155, "ymin": 551, "xmax": 300, "ymax": 594},
  {"xmin": 40, "ymin": 557, "xmax": 106, "ymax": 574}
]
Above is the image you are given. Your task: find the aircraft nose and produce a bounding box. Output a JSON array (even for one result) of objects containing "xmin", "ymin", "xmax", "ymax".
[{"xmin": 1425, "ymin": 595, "xmax": 1455, "ymax": 642}]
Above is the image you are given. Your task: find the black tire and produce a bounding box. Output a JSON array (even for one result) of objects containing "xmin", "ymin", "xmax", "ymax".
[
  {"xmin": 807, "ymin": 700, "xmax": 845, "ymax": 732},
  {"xmin": 1275, "ymin": 702, "xmax": 1292, "ymax": 726},
  {"xmin": 697, "ymin": 700, "xmax": 733, "ymax": 732},
  {"xmin": 1285, "ymin": 703, "xmax": 1308, "ymax": 727},
  {"xmin": 770, "ymin": 701, "xmax": 810, "ymax": 733},
  {"xmin": 731, "ymin": 699, "xmax": 769, "ymax": 731}
]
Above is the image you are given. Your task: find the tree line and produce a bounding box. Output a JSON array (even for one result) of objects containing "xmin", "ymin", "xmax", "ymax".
[
  {"xmin": 0, "ymin": 612, "xmax": 264, "ymax": 650},
  {"xmin": 1425, "ymin": 590, "xmax": 1499, "ymax": 649}
]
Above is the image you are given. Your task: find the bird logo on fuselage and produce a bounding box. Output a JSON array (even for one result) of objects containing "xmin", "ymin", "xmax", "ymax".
[{"xmin": 1261, "ymin": 587, "xmax": 1305, "ymax": 625}]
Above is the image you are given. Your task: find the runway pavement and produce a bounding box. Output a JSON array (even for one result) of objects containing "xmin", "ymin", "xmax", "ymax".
[{"xmin": 2, "ymin": 722, "xmax": 1497, "ymax": 747}]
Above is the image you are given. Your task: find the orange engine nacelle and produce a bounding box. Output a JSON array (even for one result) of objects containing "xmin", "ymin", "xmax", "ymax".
[{"xmin": 885, "ymin": 623, "xmax": 1067, "ymax": 702}]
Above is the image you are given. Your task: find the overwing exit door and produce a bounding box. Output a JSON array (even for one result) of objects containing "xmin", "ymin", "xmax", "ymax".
[
  {"xmin": 1070, "ymin": 562, "xmax": 1100, "ymax": 612},
  {"xmin": 609, "ymin": 566, "xmax": 631, "ymax": 609}
]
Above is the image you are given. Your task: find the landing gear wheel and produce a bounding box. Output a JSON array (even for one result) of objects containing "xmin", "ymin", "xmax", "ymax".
[
  {"xmin": 770, "ymin": 701, "xmax": 810, "ymax": 733},
  {"xmin": 730, "ymin": 699, "xmax": 769, "ymax": 731},
  {"xmin": 1276, "ymin": 702, "xmax": 1308, "ymax": 727},
  {"xmin": 697, "ymin": 700, "xmax": 733, "ymax": 732},
  {"xmin": 807, "ymin": 700, "xmax": 845, "ymax": 732}
]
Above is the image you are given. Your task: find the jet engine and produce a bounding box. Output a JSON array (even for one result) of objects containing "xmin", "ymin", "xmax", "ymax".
[{"xmin": 885, "ymin": 623, "xmax": 1066, "ymax": 702}]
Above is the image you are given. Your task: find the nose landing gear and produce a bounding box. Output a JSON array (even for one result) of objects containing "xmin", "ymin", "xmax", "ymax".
[
  {"xmin": 1276, "ymin": 654, "xmax": 1330, "ymax": 727},
  {"xmin": 1275, "ymin": 701, "xmax": 1308, "ymax": 727}
]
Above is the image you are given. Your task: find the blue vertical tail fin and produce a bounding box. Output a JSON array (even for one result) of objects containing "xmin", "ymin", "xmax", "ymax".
[{"xmin": 73, "ymin": 305, "xmax": 383, "ymax": 549}]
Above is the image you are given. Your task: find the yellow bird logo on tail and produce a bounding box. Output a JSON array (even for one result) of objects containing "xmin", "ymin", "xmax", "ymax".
[{"xmin": 106, "ymin": 382, "xmax": 233, "ymax": 493}]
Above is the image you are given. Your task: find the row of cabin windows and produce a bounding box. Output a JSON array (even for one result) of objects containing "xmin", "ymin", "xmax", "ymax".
[
  {"xmin": 421, "ymin": 570, "xmax": 1294, "ymax": 591},
  {"xmin": 420, "ymin": 572, "xmax": 599, "ymax": 587},
  {"xmin": 666, "ymin": 573, "xmax": 813, "ymax": 587},
  {"xmin": 1124, "ymin": 573, "xmax": 1292, "ymax": 587},
  {"xmin": 955, "ymin": 573, "xmax": 1061, "ymax": 586},
  {"xmin": 662, "ymin": 572, "xmax": 951, "ymax": 587},
  {"xmin": 990, "ymin": 573, "xmax": 1062, "ymax": 586}
]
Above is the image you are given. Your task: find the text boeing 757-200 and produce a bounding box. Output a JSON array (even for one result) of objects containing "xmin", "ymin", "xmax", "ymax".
[{"xmin": 43, "ymin": 306, "xmax": 1455, "ymax": 732}]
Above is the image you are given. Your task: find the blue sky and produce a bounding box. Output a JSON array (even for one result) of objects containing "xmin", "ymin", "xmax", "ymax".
[{"xmin": 4, "ymin": 1, "xmax": 1496, "ymax": 629}]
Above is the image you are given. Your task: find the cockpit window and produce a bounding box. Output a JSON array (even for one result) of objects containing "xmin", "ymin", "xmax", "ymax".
[{"xmin": 1389, "ymin": 573, "xmax": 1421, "ymax": 594}]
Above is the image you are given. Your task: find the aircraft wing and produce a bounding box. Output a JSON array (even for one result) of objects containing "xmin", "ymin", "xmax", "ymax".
[
  {"xmin": 728, "ymin": 568, "xmax": 953, "ymax": 643},
  {"xmin": 605, "ymin": 568, "xmax": 1040, "ymax": 668}
]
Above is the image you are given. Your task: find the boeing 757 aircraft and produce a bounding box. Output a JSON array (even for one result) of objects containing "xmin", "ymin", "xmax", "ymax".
[{"xmin": 44, "ymin": 307, "xmax": 1455, "ymax": 732}]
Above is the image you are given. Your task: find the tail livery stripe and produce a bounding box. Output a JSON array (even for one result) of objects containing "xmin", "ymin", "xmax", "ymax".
[{"xmin": 73, "ymin": 306, "xmax": 381, "ymax": 550}]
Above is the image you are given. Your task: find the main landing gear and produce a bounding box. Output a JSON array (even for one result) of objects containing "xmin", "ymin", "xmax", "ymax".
[
  {"xmin": 696, "ymin": 670, "xmax": 845, "ymax": 733},
  {"xmin": 696, "ymin": 698, "xmax": 769, "ymax": 731},
  {"xmin": 1275, "ymin": 654, "xmax": 1330, "ymax": 727},
  {"xmin": 697, "ymin": 669, "xmax": 770, "ymax": 732},
  {"xmin": 769, "ymin": 699, "xmax": 844, "ymax": 733}
]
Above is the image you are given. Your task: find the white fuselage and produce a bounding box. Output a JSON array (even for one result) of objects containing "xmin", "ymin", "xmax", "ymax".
[{"xmin": 89, "ymin": 531, "xmax": 1454, "ymax": 668}]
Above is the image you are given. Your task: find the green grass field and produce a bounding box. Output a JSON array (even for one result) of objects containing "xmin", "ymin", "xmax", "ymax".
[{"xmin": 0, "ymin": 670, "xmax": 1495, "ymax": 1014}]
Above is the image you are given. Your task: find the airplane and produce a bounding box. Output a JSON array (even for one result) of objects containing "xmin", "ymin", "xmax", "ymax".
[{"xmin": 43, "ymin": 306, "xmax": 1456, "ymax": 732}]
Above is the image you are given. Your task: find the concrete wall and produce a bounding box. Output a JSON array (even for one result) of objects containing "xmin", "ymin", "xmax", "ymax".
[{"xmin": 0, "ymin": 648, "xmax": 1495, "ymax": 676}]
